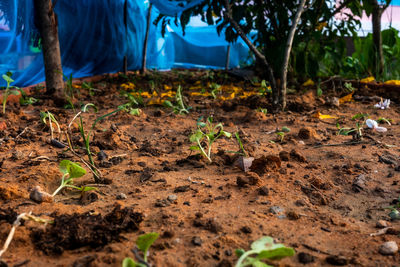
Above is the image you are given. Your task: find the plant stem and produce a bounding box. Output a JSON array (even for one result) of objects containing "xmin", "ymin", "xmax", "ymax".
[
  {"xmin": 197, "ymin": 139, "xmax": 212, "ymax": 162},
  {"xmin": 52, "ymin": 174, "xmax": 68, "ymax": 197},
  {"xmin": 235, "ymin": 250, "xmax": 256, "ymax": 267}
]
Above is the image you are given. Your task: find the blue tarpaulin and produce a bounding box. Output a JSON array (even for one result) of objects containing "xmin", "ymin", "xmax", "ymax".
[{"xmin": 0, "ymin": 0, "xmax": 249, "ymax": 87}]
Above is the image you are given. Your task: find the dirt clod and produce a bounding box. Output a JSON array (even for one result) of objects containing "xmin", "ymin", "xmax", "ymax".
[{"xmin": 31, "ymin": 205, "xmax": 143, "ymax": 255}]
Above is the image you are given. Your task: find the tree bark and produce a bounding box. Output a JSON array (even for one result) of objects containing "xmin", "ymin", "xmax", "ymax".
[
  {"xmin": 279, "ymin": 0, "xmax": 307, "ymax": 110},
  {"xmin": 33, "ymin": 0, "xmax": 64, "ymax": 96},
  {"xmin": 371, "ymin": 0, "xmax": 384, "ymax": 76}
]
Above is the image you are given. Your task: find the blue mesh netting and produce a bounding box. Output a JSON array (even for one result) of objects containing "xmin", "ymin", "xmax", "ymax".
[{"xmin": 0, "ymin": 0, "xmax": 250, "ymax": 87}]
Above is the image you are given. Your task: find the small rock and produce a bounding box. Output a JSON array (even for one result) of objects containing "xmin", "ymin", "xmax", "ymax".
[
  {"xmin": 379, "ymin": 241, "xmax": 398, "ymax": 255},
  {"xmin": 287, "ymin": 211, "xmax": 300, "ymax": 220},
  {"xmin": 116, "ymin": 193, "xmax": 127, "ymax": 200},
  {"xmin": 80, "ymin": 191, "xmax": 99, "ymax": 205},
  {"xmin": 290, "ymin": 149, "xmax": 307, "ymax": 162},
  {"xmin": 155, "ymin": 199, "xmax": 170, "ymax": 207},
  {"xmin": 298, "ymin": 252, "xmax": 315, "ymax": 264},
  {"xmin": 298, "ymin": 127, "xmax": 317, "ymax": 140},
  {"xmin": 295, "ymin": 199, "xmax": 306, "ymax": 206},
  {"xmin": 325, "ymin": 255, "xmax": 349, "ymax": 266},
  {"xmin": 97, "ymin": 150, "xmax": 108, "ymax": 161},
  {"xmin": 29, "ymin": 186, "xmax": 53, "ymax": 203},
  {"xmin": 258, "ymin": 186, "xmax": 269, "ymax": 196},
  {"xmin": 240, "ymin": 226, "xmax": 252, "ymax": 234},
  {"xmin": 269, "ymin": 206, "xmax": 284, "ymax": 214},
  {"xmin": 376, "ymin": 220, "xmax": 390, "ymax": 229},
  {"xmin": 352, "ymin": 174, "xmax": 367, "ymax": 192},
  {"xmin": 327, "ymin": 96, "xmax": 340, "ymax": 107},
  {"xmin": 279, "ymin": 151, "xmax": 290, "ymax": 161},
  {"xmin": 167, "ymin": 194, "xmax": 178, "ymax": 202},
  {"xmin": 174, "ymin": 185, "xmax": 190, "ymax": 193},
  {"xmin": 192, "ymin": 236, "xmax": 203, "ymax": 246},
  {"xmin": 225, "ymin": 250, "xmax": 232, "ymax": 256}
]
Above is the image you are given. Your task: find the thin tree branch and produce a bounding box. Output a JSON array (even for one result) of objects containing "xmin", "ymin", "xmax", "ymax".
[
  {"xmin": 280, "ymin": 0, "xmax": 307, "ymax": 109},
  {"xmin": 223, "ymin": 0, "xmax": 277, "ymax": 101}
]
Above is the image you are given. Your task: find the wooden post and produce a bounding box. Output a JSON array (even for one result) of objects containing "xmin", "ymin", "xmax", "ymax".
[
  {"xmin": 33, "ymin": 0, "xmax": 64, "ymax": 97},
  {"xmin": 123, "ymin": 0, "xmax": 128, "ymax": 74},
  {"xmin": 225, "ymin": 45, "xmax": 231, "ymax": 70},
  {"xmin": 141, "ymin": 3, "xmax": 152, "ymax": 74}
]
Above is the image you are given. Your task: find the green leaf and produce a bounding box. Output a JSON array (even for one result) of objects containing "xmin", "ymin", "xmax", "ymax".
[
  {"xmin": 122, "ymin": 258, "xmax": 145, "ymax": 267},
  {"xmin": 2, "ymin": 74, "xmax": 14, "ymax": 84},
  {"xmin": 9, "ymin": 89, "xmax": 20, "ymax": 96},
  {"xmin": 82, "ymin": 103, "xmax": 98, "ymax": 113},
  {"xmin": 251, "ymin": 236, "xmax": 275, "ymax": 252},
  {"xmin": 257, "ymin": 247, "xmax": 296, "ymax": 260},
  {"xmin": 221, "ymin": 131, "xmax": 232, "ymax": 138},
  {"xmin": 163, "ymin": 100, "xmax": 174, "ymax": 108},
  {"xmin": 189, "ymin": 130, "xmax": 204, "ymax": 143},
  {"xmin": 136, "ymin": 232, "xmax": 159, "ymax": 255},
  {"xmin": 235, "ymin": 249, "xmax": 245, "ymax": 257},
  {"xmin": 81, "ymin": 186, "xmax": 97, "ymax": 192},
  {"xmin": 189, "ymin": 145, "xmax": 200, "ymax": 151},
  {"xmin": 129, "ymin": 108, "xmax": 141, "ymax": 116},
  {"xmin": 59, "ymin": 160, "xmax": 86, "ymax": 178}
]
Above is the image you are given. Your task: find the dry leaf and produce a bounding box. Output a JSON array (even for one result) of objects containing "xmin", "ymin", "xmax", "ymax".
[
  {"xmin": 313, "ymin": 111, "xmax": 338, "ymax": 120},
  {"xmin": 339, "ymin": 92, "xmax": 354, "ymax": 104}
]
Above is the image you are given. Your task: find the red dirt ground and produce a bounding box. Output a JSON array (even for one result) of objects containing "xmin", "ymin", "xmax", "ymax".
[{"xmin": 0, "ymin": 70, "xmax": 399, "ymax": 267}]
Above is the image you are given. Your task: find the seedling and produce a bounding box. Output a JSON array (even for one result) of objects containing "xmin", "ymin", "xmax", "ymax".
[
  {"xmin": 317, "ymin": 79, "xmax": 323, "ymax": 97},
  {"xmin": 81, "ymin": 81, "xmax": 99, "ymax": 96},
  {"xmin": 51, "ymin": 160, "xmax": 94, "ymax": 197},
  {"xmin": 122, "ymin": 232, "xmax": 159, "ymax": 267},
  {"xmin": 377, "ymin": 117, "xmax": 392, "ymax": 125},
  {"xmin": 336, "ymin": 122, "xmax": 363, "ymax": 140},
  {"xmin": 1, "ymin": 72, "xmax": 20, "ymax": 114},
  {"xmin": 40, "ymin": 111, "xmax": 61, "ymax": 139},
  {"xmin": 189, "ymin": 117, "xmax": 231, "ymax": 162},
  {"xmin": 119, "ymin": 90, "xmax": 143, "ymax": 116},
  {"xmin": 344, "ymin": 82, "xmax": 356, "ymax": 92},
  {"xmin": 235, "ymin": 132, "xmax": 247, "ymax": 157},
  {"xmin": 235, "ymin": 236, "xmax": 295, "ymax": 267},
  {"xmin": 275, "ymin": 127, "xmax": 290, "ymax": 142},
  {"xmin": 385, "ymin": 196, "xmax": 400, "ymax": 220},
  {"xmin": 351, "ymin": 113, "xmax": 369, "ymax": 121},
  {"xmin": 257, "ymin": 108, "xmax": 268, "ymax": 114},
  {"xmin": 209, "ymin": 82, "xmax": 221, "ymax": 99},
  {"xmin": 69, "ymin": 103, "xmax": 122, "ymax": 182},
  {"xmin": 163, "ymin": 86, "xmax": 191, "ymax": 114},
  {"xmin": 259, "ymin": 80, "xmax": 272, "ymax": 96}
]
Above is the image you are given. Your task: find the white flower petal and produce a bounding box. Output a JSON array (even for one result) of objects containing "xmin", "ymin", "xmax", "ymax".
[
  {"xmin": 375, "ymin": 126, "xmax": 387, "ymax": 133},
  {"xmin": 366, "ymin": 119, "xmax": 378, "ymax": 129}
]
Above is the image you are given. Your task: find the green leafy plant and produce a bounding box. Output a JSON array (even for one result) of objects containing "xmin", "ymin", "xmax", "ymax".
[
  {"xmin": 119, "ymin": 90, "xmax": 143, "ymax": 116},
  {"xmin": 336, "ymin": 122, "xmax": 363, "ymax": 140},
  {"xmin": 344, "ymin": 82, "xmax": 356, "ymax": 93},
  {"xmin": 259, "ymin": 80, "xmax": 272, "ymax": 96},
  {"xmin": 275, "ymin": 127, "xmax": 290, "ymax": 142},
  {"xmin": 235, "ymin": 132, "xmax": 247, "ymax": 157},
  {"xmin": 2, "ymin": 72, "xmax": 20, "ymax": 114},
  {"xmin": 385, "ymin": 196, "xmax": 400, "ymax": 220},
  {"xmin": 51, "ymin": 160, "xmax": 94, "ymax": 197},
  {"xmin": 69, "ymin": 103, "xmax": 121, "ymax": 182},
  {"xmin": 18, "ymin": 88, "xmax": 37, "ymax": 106},
  {"xmin": 235, "ymin": 236, "xmax": 295, "ymax": 267},
  {"xmin": 189, "ymin": 117, "xmax": 231, "ymax": 162},
  {"xmin": 257, "ymin": 108, "xmax": 268, "ymax": 114},
  {"xmin": 82, "ymin": 81, "xmax": 98, "ymax": 96},
  {"xmin": 163, "ymin": 86, "xmax": 191, "ymax": 114},
  {"xmin": 122, "ymin": 232, "xmax": 159, "ymax": 267}
]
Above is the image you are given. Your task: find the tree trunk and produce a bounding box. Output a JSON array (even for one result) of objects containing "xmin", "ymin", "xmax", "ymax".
[
  {"xmin": 33, "ymin": 0, "xmax": 64, "ymax": 97},
  {"xmin": 279, "ymin": 0, "xmax": 307, "ymax": 110},
  {"xmin": 371, "ymin": 0, "xmax": 384, "ymax": 77}
]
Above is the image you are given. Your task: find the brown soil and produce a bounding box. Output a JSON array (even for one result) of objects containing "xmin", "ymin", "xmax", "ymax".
[{"xmin": 0, "ymin": 70, "xmax": 400, "ymax": 267}]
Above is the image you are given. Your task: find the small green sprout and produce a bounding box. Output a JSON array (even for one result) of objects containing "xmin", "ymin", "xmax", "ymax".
[
  {"xmin": 82, "ymin": 81, "xmax": 98, "ymax": 96},
  {"xmin": 235, "ymin": 236, "xmax": 295, "ymax": 267},
  {"xmin": 189, "ymin": 117, "xmax": 231, "ymax": 162},
  {"xmin": 344, "ymin": 82, "xmax": 355, "ymax": 92},
  {"xmin": 69, "ymin": 103, "xmax": 122, "ymax": 183},
  {"xmin": 276, "ymin": 132, "xmax": 285, "ymax": 142},
  {"xmin": 259, "ymin": 80, "xmax": 272, "ymax": 96},
  {"xmin": 235, "ymin": 132, "xmax": 247, "ymax": 157},
  {"xmin": 257, "ymin": 108, "xmax": 268, "ymax": 114},
  {"xmin": 40, "ymin": 111, "xmax": 61, "ymax": 139},
  {"xmin": 52, "ymin": 160, "xmax": 94, "ymax": 197},
  {"xmin": 163, "ymin": 86, "xmax": 191, "ymax": 114},
  {"xmin": 351, "ymin": 113, "xmax": 369, "ymax": 121},
  {"xmin": 2, "ymin": 73, "xmax": 20, "ymax": 114},
  {"xmin": 118, "ymin": 90, "xmax": 143, "ymax": 116},
  {"xmin": 209, "ymin": 82, "xmax": 221, "ymax": 99},
  {"xmin": 336, "ymin": 122, "xmax": 363, "ymax": 140},
  {"xmin": 317, "ymin": 79, "xmax": 323, "ymax": 97},
  {"xmin": 377, "ymin": 117, "xmax": 392, "ymax": 125},
  {"xmin": 122, "ymin": 232, "xmax": 159, "ymax": 267}
]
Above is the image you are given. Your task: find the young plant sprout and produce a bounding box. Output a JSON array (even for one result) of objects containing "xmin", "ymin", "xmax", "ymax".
[
  {"xmin": 118, "ymin": 90, "xmax": 143, "ymax": 116},
  {"xmin": 163, "ymin": 86, "xmax": 191, "ymax": 114},
  {"xmin": 122, "ymin": 232, "xmax": 159, "ymax": 267},
  {"xmin": 40, "ymin": 111, "xmax": 61, "ymax": 139},
  {"xmin": 189, "ymin": 117, "xmax": 231, "ymax": 162},
  {"xmin": 52, "ymin": 160, "xmax": 94, "ymax": 197},
  {"xmin": 235, "ymin": 236, "xmax": 295, "ymax": 267},
  {"xmin": 1, "ymin": 72, "xmax": 20, "ymax": 114},
  {"xmin": 68, "ymin": 103, "xmax": 122, "ymax": 183}
]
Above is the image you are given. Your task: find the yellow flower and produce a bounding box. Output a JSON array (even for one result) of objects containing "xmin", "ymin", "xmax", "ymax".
[
  {"xmin": 384, "ymin": 80, "xmax": 400, "ymax": 86},
  {"xmin": 140, "ymin": 92, "xmax": 151, "ymax": 98},
  {"xmin": 302, "ymin": 79, "xmax": 315, "ymax": 87},
  {"xmin": 147, "ymin": 98, "xmax": 163, "ymax": 105},
  {"xmin": 164, "ymin": 84, "xmax": 172, "ymax": 90},
  {"xmin": 360, "ymin": 76, "xmax": 375, "ymax": 83},
  {"xmin": 339, "ymin": 92, "xmax": 354, "ymax": 104}
]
